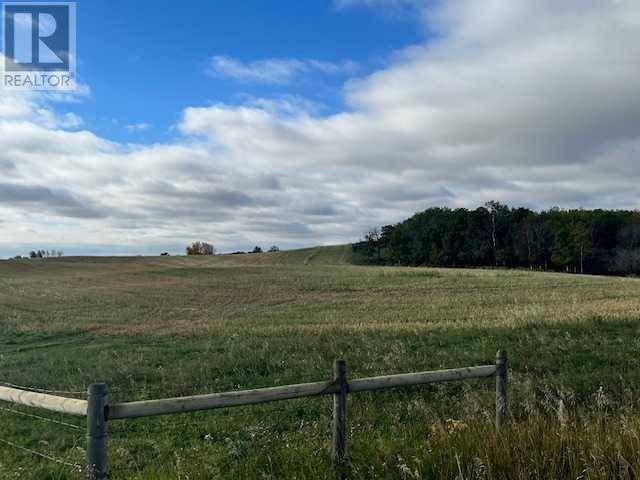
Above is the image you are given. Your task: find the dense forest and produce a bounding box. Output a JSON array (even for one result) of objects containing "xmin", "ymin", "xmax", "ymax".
[{"xmin": 353, "ymin": 202, "xmax": 640, "ymax": 275}]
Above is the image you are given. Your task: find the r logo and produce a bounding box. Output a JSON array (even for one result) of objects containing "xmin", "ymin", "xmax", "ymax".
[
  {"xmin": 2, "ymin": 2, "xmax": 76, "ymax": 90},
  {"xmin": 4, "ymin": 3, "xmax": 70, "ymax": 71}
]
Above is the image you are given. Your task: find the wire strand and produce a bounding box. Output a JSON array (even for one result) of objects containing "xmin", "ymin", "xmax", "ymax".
[
  {"xmin": 0, "ymin": 380, "xmax": 87, "ymax": 397},
  {"xmin": 0, "ymin": 406, "xmax": 83, "ymax": 430},
  {"xmin": 0, "ymin": 437, "xmax": 82, "ymax": 471}
]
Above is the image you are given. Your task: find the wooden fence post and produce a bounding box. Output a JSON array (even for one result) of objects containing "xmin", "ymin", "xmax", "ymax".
[
  {"xmin": 332, "ymin": 359, "xmax": 348, "ymax": 475},
  {"xmin": 86, "ymin": 383, "xmax": 108, "ymax": 479},
  {"xmin": 495, "ymin": 350, "xmax": 508, "ymax": 428}
]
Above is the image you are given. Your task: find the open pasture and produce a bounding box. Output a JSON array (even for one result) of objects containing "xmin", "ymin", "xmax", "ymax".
[{"xmin": 1, "ymin": 247, "xmax": 639, "ymax": 479}]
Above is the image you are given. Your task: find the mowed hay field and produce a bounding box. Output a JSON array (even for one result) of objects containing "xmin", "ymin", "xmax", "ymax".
[{"xmin": 1, "ymin": 246, "xmax": 640, "ymax": 479}]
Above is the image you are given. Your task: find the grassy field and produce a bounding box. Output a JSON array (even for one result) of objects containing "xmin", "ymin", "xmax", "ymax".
[{"xmin": 1, "ymin": 246, "xmax": 639, "ymax": 479}]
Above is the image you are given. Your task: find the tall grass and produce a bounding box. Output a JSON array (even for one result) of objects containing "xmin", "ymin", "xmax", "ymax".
[{"xmin": 0, "ymin": 252, "xmax": 639, "ymax": 478}]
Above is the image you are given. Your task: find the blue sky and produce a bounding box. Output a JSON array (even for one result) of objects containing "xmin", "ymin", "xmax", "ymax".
[
  {"xmin": 1, "ymin": 0, "xmax": 639, "ymax": 257},
  {"xmin": 73, "ymin": 1, "xmax": 423, "ymax": 144}
]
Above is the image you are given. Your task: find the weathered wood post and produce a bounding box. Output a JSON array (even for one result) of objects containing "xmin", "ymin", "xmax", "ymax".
[
  {"xmin": 332, "ymin": 359, "xmax": 348, "ymax": 476},
  {"xmin": 86, "ymin": 383, "xmax": 108, "ymax": 479},
  {"xmin": 495, "ymin": 350, "xmax": 508, "ymax": 428}
]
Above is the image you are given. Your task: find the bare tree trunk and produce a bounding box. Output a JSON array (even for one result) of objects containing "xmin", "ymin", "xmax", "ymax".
[
  {"xmin": 491, "ymin": 213, "xmax": 497, "ymax": 267},
  {"xmin": 526, "ymin": 225, "xmax": 533, "ymax": 269}
]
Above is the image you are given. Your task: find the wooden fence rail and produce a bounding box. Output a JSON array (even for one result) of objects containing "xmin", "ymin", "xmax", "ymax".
[
  {"xmin": 0, "ymin": 351, "xmax": 509, "ymax": 479},
  {"xmin": 108, "ymin": 364, "xmax": 498, "ymax": 420},
  {"xmin": 0, "ymin": 386, "xmax": 87, "ymax": 416}
]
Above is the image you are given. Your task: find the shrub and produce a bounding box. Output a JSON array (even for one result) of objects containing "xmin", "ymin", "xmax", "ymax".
[{"xmin": 186, "ymin": 241, "xmax": 215, "ymax": 256}]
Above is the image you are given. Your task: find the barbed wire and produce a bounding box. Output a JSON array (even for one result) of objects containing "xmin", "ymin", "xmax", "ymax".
[
  {"xmin": 0, "ymin": 437, "xmax": 83, "ymax": 472},
  {"xmin": 0, "ymin": 405, "xmax": 83, "ymax": 430},
  {"xmin": 0, "ymin": 380, "xmax": 87, "ymax": 397}
]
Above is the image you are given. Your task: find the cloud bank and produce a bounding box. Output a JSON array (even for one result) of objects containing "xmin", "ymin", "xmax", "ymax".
[
  {"xmin": 207, "ymin": 56, "xmax": 359, "ymax": 84},
  {"xmin": 1, "ymin": 0, "xmax": 639, "ymax": 255}
]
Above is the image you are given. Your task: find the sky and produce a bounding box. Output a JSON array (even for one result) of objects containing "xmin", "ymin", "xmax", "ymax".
[{"xmin": 0, "ymin": 0, "xmax": 639, "ymax": 257}]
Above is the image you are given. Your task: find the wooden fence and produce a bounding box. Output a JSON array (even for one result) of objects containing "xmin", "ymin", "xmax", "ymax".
[{"xmin": 0, "ymin": 351, "xmax": 509, "ymax": 479}]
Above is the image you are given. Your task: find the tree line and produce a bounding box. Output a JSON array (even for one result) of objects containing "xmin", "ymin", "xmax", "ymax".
[
  {"xmin": 12, "ymin": 250, "xmax": 64, "ymax": 260},
  {"xmin": 353, "ymin": 202, "xmax": 640, "ymax": 275},
  {"xmin": 185, "ymin": 242, "xmax": 280, "ymax": 256}
]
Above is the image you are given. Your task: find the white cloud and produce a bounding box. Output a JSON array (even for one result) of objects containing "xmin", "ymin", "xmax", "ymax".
[
  {"xmin": 335, "ymin": 0, "xmax": 423, "ymax": 9},
  {"xmin": 1, "ymin": 0, "xmax": 640, "ymax": 256},
  {"xmin": 334, "ymin": 0, "xmax": 426, "ymax": 18},
  {"xmin": 57, "ymin": 112, "xmax": 83, "ymax": 129},
  {"xmin": 125, "ymin": 122, "xmax": 151, "ymax": 132},
  {"xmin": 207, "ymin": 55, "xmax": 359, "ymax": 84}
]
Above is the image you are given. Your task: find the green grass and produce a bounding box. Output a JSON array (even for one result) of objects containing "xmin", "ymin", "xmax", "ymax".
[{"xmin": 0, "ymin": 247, "xmax": 639, "ymax": 478}]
